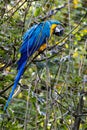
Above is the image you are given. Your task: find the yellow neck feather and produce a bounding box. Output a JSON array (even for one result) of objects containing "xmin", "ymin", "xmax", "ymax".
[{"xmin": 50, "ymin": 24, "xmax": 57, "ymax": 36}]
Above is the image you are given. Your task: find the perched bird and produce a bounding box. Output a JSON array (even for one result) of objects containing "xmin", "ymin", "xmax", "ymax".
[{"xmin": 4, "ymin": 20, "xmax": 64, "ymax": 110}]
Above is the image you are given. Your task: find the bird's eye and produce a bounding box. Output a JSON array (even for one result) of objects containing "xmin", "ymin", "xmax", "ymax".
[{"xmin": 54, "ymin": 25, "xmax": 64, "ymax": 36}]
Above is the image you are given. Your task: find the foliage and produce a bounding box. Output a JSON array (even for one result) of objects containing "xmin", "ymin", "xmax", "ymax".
[{"xmin": 0, "ymin": 0, "xmax": 87, "ymax": 129}]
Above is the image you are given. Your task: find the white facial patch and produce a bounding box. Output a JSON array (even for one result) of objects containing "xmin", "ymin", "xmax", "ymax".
[{"xmin": 55, "ymin": 27, "xmax": 60, "ymax": 33}]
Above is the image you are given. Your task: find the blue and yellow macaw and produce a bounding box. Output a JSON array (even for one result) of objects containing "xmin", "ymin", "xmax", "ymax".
[{"xmin": 4, "ymin": 20, "xmax": 64, "ymax": 110}]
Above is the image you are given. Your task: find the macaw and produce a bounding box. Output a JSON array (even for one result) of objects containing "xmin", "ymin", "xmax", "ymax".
[{"xmin": 4, "ymin": 20, "xmax": 64, "ymax": 110}]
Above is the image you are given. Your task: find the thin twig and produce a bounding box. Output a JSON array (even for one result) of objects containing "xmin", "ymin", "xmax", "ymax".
[
  {"xmin": 35, "ymin": 3, "xmax": 67, "ymax": 21},
  {"xmin": 6, "ymin": 0, "xmax": 22, "ymax": 14},
  {"xmin": 1, "ymin": 0, "xmax": 27, "ymax": 23}
]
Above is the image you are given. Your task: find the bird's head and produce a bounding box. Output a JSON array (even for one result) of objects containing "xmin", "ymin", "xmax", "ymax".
[
  {"xmin": 53, "ymin": 24, "xmax": 64, "ymax": 36},
  {"xmin": 49, "ymin": 20, "xmax": 64, "ymax": 36}
]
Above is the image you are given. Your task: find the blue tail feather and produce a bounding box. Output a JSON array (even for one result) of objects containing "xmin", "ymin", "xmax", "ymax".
[
  {"xmin": 4, "ymin": 60, "xmax": 27, "ymax": 111},
  {"xmin": 17, "ymin": 53, "xmax": 27, "ymax": 70}
]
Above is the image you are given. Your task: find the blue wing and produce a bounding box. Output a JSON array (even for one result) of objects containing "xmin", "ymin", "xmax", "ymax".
[{"xmin": 4, "ymin": 21, "xmax": 50, "ymax": 110}]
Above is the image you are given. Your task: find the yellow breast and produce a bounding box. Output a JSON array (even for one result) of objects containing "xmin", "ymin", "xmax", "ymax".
[{"xmin": 39, "ymin": 43, "xmax": 47, "ymax": 52}]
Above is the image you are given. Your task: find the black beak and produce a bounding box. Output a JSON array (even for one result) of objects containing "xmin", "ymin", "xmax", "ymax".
[{"xmin": 54, "ymin": 25, "xmax": 64, "ymax": 36}]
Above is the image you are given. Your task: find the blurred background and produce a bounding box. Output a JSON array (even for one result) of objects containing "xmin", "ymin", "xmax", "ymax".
[{"xmin": 0, "ymin": 0, "xmax": 87, "ymax": 129}]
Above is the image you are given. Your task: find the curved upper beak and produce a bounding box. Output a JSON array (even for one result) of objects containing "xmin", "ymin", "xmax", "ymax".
[{"xmin": 54, "ymin": 25, "xmax": 64, "ymax": 36}]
